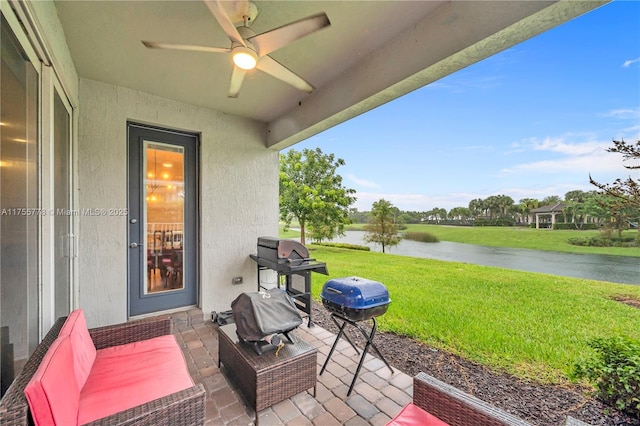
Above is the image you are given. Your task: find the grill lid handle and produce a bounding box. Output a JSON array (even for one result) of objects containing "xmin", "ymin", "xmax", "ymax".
[{"xmin": 325, "ymin": 287, "xmax": 342, "ymax": 295}]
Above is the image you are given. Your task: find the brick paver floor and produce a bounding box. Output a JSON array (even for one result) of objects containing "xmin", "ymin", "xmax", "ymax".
[{"xmin": 169, "ymin": 309, "xmax": 412, "ymax": 426}]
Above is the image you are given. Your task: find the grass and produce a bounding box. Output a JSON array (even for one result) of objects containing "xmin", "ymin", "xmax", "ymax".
[
  {"xmin": 307, "ymin": 244, "xmax": 640, "ymax": 384},
  {"xmin": 345, "ymin": 223, "xmax": 640, "ymax": 257},
  {"xmin": 279, "ymin": 226, "xmax": 301, "ymax": 239}
]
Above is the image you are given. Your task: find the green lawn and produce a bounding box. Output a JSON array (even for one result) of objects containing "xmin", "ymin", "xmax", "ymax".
[
  {"xmin": 279, "ymin": 226, "xmax": 301, "ymax": 239},
  {"xmin": 307, "ymin": 245, "xmax": 640, "ymax": 384},
  {"xmin": 345, "ymin": 223, "xmax": 640, "ymax": 257}
]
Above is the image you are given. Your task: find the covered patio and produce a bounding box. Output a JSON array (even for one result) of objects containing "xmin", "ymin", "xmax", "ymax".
[
  {"xmin": 173, "ymin": 309, "xmax": 411, "ymax": 425},
  {"xmin": 1, "ymin": 1, "xmax": 609, "ymax": 422},
  {"xmin": 170, "ymin": 309, "xmax": 476, "ymax": 425},
  {"xmin": 170, "ymin": 308, "xmax": 596, "ymax": 426}
]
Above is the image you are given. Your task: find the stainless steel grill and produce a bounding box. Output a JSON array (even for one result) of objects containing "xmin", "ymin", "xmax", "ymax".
[{"xmin": 249, "ymin": 237, "xmax": 328, "ymax": 326}]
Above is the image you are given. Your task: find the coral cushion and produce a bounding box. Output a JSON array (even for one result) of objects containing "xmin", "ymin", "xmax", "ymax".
[
  {"xmin": 59, "ymin": 309, "xmax": 97, "ymax": 390},
  {"xmin": 77, "ymin": 335, "xmax": 194, "ymax": 425},
  {"xmin": 386, "ymin": 402, "xmax": 450, "ymax": 426},
  {"xmin": 24, "ymin": 335, "xmax": 80, "ymax": 426}
]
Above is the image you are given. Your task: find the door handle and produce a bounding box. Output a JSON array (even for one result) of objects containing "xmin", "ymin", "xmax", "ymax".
[{"xmin": 130, "ymin": 242, "xmax": 139, "ymax": 248}]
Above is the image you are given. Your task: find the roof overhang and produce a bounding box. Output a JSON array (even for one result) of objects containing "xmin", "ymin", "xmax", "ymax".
[{"xmin": 49, "ymin": 1, "xmax": 607, "ymax": 149}]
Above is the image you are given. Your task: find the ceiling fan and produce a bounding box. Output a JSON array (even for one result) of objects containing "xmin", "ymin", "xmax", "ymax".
[{"xmin": 142, "ymin": 0, "xmax": 330, "ymax": 98}]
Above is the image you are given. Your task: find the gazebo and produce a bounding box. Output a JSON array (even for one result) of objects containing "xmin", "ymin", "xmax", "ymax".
[{"xmin": 530, "ymin": 203, "xmax": 566, "ymax": 229}]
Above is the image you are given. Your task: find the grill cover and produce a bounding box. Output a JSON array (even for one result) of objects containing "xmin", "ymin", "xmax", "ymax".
[
  {"xmin": 231, "ymin": 288, "xmax": 303, "ymax": 342},
  {"xmin": 321, "ymin": 277, "xmax": 391, "ymax": 321}
]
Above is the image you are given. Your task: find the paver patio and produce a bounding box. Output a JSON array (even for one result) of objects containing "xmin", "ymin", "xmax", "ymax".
[{"xmin": 169, "ymin": 309, "xmax": 413, "ymax": 425}]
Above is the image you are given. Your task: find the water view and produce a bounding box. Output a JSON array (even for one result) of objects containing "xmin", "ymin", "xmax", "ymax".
[{"xmin": 331, "ymin": 231, "xmax": 640, "ymax": 285}]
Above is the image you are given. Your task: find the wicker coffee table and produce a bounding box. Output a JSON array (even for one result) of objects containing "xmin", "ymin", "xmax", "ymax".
[{"xmin": 217, "ymin": 323, "xmax": 317, "ymax": 414}]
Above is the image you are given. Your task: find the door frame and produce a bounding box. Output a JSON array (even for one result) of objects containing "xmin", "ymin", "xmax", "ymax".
[{"xmin": 127, "ymin": 122, "xmax": 200, "ymax": 317}]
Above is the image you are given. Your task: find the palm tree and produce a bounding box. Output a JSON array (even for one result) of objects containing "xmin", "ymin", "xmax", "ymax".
[{"xmin": 519, "ymin": 198, "xmax": 539, "ymax": 223}]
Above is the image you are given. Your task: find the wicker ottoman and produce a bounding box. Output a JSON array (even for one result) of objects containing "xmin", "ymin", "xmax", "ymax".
[{"xmin": 217, "ymin": 323, "xmax": 317, "ymax": 413}]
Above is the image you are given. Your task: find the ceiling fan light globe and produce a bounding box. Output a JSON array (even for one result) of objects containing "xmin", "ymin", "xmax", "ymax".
[{"xmin": 232, "ymin": 47, "xmax": 258, "ymax": 70}]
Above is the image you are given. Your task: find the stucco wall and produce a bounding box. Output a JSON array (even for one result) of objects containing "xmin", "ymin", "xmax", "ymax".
[{"xmin": 78, "ymin": 78, "xmax": 278, "ymax": 327}]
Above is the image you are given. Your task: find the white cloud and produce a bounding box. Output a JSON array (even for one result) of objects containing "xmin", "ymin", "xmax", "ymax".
[
  {"xmin": 354, "ymin": 192, "xmax": 433, "ymax": 211},
  {"xmin": 525, "ymin": 136, "xmax": 607, "ymax": 156},
  {"xmin": 353, "ymin": 191, "xmax": 490, "ymax": 212},
  {"xmin": 500, "ymin": 183, "xmax": 593, "ymax": 202},
  {"xmin": 347, "ymin": 174, "xmax": 380, "ymax": 188},
  {"xmin": 623, "ymin": 57, "xmax": 640, "ymax": 67},
  {"xmin": 604, "ymin": 108, "xmax": 640, "ymax": 120},
  {"xmin": 503, "ymin": 136, "xmax": 622, "ymax": 175},
  {"xmin": 502, "ymin": 153, "xmax": 619, "ymax": 174}
]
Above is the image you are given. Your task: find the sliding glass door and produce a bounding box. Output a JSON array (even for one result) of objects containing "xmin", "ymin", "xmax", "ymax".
[{"xmin": 1, "ymin": 15, "xmax": 40, "ymax": 379}]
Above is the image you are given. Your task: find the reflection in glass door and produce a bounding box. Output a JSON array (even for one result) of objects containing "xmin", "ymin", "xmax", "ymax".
[
  {"xmin": 1, "ymin": 15, "xmax": 39, "ymax": 374},
  {"xmin": 145, "ymin": 143, "xmax": 184, "ymax": 293}
]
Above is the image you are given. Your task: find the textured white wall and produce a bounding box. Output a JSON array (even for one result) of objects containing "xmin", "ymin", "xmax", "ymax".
[{"xmin": 78, "ymin": 78, "xmax": 278, "ymax": 327}]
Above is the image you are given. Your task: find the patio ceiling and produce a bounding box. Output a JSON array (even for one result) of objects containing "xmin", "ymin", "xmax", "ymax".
[{"xmin": 53, "ymin": 0, "xmax": 606, "ymax": 149}]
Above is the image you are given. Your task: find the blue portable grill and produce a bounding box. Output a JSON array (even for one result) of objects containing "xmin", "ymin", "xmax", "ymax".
[
  {"xmin": 319, "ymin": 276, "xmax": 393, "ymax": 396},
  {"xmin": 320, "ymin": 277, "xmax": 391, "ymax": 321}
]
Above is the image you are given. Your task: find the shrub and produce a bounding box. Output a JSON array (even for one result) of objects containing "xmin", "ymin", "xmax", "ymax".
[
  {"xmin": 403, "ymin": 231, "xmax": 439, "ymax": 243},
  {"xmin": 573, "ymin": 336, "xmax": 640, "ymax": 418},
  {"xmin": 313, "ymin": 242, "xmax": 370, "ymax": 251},
  {"xmin": 553, "ymin": 223, "xmax": 599, "ymax": 230},
  {"xmin": 568, "ymin": 236, "xmax": 639, "ymax": 247},
  {"xmin": 473, "ymin": 218, "xmax": 516, "ymax": 227}
]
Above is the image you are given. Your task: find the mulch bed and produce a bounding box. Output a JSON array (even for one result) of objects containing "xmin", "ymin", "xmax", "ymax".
[
  {"xmin": 310, "ymin": 305, "xmax": 639, "ymax": 426},
  {"xmin": 612, "ymin": 296, "xmax": 640, "ymax": 309}
]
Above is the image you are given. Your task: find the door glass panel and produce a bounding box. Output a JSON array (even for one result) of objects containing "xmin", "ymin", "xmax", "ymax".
[
  {"xmin": 0, "ymin": 16, "xmax": 39, "ymax": 380},
  {"xmin": 53, "ymin": 91, "xmax": 71, "ymax": 318},
  {"xmin": 144, "ymin": 142, "xmax": 184, "ymax": 293}
]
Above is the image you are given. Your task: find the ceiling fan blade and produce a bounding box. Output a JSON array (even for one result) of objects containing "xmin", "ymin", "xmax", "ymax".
[
  {"xmin": 256, "ymin": 55, "xmax": 313, "ymax": 93},
  {"xmin": 228, "ymin": 66, "xmax": 246, "ymax": 98},
  {"xmin": 203, "ymin": 0, "xmax": 246, "ymax": 47},
  {"xmin": 248, "ymin": 13, "xmax": 330, "ymax": 57},
  {"xmin": 142, "ymin": 41, "xmax": 230, "ymax": 54}
]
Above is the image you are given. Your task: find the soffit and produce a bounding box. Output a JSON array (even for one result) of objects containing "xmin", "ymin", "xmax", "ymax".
[{"xmin": 53, "ymin": 1, "xmax": 607, "ymax": 148}]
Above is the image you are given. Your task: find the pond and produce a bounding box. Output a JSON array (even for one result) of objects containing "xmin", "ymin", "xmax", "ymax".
[{"xmin": 329, "ymin": 231, "xmax": 640, "ymax": 285}]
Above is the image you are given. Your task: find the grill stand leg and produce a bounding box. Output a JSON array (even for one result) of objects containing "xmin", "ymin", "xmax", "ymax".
[
  {"xmin": 319, "ymin": 315, "xmax": 394, "ymax": 397},
  {"xmin": 319, "ymin": 320, "xmax": 348, "ymax": 376},
  {"xmin": 354, "ymin": 318, "xmax": 394, "ymax": 374},
  {"xmin": 329, "ymin": 315, "xmax": 359, "ymax": 354}
]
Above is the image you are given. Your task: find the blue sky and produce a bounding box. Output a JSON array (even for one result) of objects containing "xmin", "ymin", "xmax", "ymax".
[{"xmin": 290, "ymin": 0, "xmax": 640, "ymax": 212}]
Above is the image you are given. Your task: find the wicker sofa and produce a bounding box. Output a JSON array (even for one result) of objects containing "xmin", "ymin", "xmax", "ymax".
[
  {"xmin": 387, "ymin": 372, "xmax": 532, "ymax": 426},
  {"xmin": 0, "ymin": 313, "xmax": 205, "ymax": 425}
]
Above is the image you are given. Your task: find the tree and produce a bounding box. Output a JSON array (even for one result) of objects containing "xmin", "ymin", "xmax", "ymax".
[
  {"xmin": 280, "ymin": 148, "xmax": 356, "ymax": 245},
  {"xmin": 541, "ymin": 195, "xmax": 562, "ymax": 206},
  {"xmin": 468, "ymin": 198, "xmax": 485, "ymax": 219},
  {"xmin": 449, "ymin": 207, "xmax": 471, "ymax": 221},
  {"xmin": 564, "ymin": 190, "xmax": 592, "ymax": 228},
  {"xmin": 363, "ymin": 199, "xmax": 402, "ymax": 253},
  {"xmin": 496, "ymin": 195, "xmax": 514, "ymax": 217},
  {"xmin": 484, "ymin": 195, "xmax": 502, "ymax": 219},
  {"xmin": 432, "ymin": 207, "xmax": 447, "ymax": 223},
  {"xmin": 348, "ymin": 208, "xmax": 369, "ymax": 224},
  {"xmin": 519, "ymin": 198, "xmax": 539, "ymax": 224},
  {"xmin": 590, "ymin": 139, "xmax": 640, "ymax": 240}
]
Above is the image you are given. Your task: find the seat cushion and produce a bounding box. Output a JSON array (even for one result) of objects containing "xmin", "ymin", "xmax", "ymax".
[
  {"xmin": 59, "ymin": 309, "xmax": 97, "ymax": 390},
  {"xmin": 77, "ymin": 335, "xmax": 194, "ymax": 425},
  {"xmin": 24, "ymin": 335, "xmax": 80, "ymax": 426},
  {"xmin": 386, "ymin": 402, "xmax": 450, "ymax": 426}
]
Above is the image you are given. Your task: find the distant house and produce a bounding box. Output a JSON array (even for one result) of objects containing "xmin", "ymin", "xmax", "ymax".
[{"xmin": 530, "ymin": 203, "xmax": 566, "ymax": 229}]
